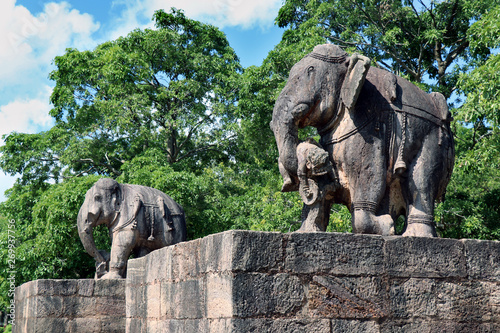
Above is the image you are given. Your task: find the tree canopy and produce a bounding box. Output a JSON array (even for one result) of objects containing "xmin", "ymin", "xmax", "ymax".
[
  {"xmin": 276, "ymin": 0, "xmax": 499, "ymax": 97},
  {"xmin": 1, "ymin": 8, "xmax": 241, "ymax": 187}
]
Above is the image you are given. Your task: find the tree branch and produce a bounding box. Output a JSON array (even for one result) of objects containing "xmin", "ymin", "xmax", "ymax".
[
  {"xmin": 176, "ymin": 134, "xmax": 236, "ymax": 163},
  {"xmin": 444, "ymin": 38, "xmax": 469, "ymax": 67},
  {"xmin": 177, "ymin": 115, "xmax": 211, "ymax": 152},
  {"xmin": 74, "ymin": 156, "xmax": 122, "ymax": 176},
  {"xmin": 327, "ymin": 35, "xmax": 420, "ymax": 80}
]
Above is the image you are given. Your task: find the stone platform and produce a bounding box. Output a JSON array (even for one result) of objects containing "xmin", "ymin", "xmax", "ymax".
[
  {"xmin": 126, "ymin": 230, "xmax": 500, "ymax": 332},
  {"xmin": 15, "ymin": 230, "xmax": 500, "ymax": 332},
  {"xmin": 14, "ymin": 279, "xmax": 125, "ymax": 333}
]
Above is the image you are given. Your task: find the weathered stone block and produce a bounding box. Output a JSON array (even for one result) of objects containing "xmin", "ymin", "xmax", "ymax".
[
  {"xmin": 145, "ymin": 245, "xmax": 173, "ymax": 284},
  {"xmin": 77, "ymin": 279, "xmax": 95, "ymax": 297},
  {"xmin": 146, "ymin": 282, "xmax": 161, "ymax": 320},
  {"xmin": 390, "ymin": 278, "xmax": 497, "ymax": 322},
  {"xmin": 94, "ymin": 279, "xmax": 125, "ymax": 297},
  {"xmin": 171, "ymin": 238, "xmax": 204, "ymax": 281},
  {"xmin": 62, "ymin": 296, "xmax": 97, "ymax": 317},
  {"xmin": 206, "ymin": 273, "xmax": 233, "ymax": 318},
  {"xmin": 157, "ymin": 319, "xmax": 209, "ymax": 333},
  {"xmin": 209, "ymin": 318, "xmax": 331, "ymax": 333},
  {"xmin": 126, "ymin": 318, "xmax": 145, "ymax": 333},
  {"xmin": 68, "ymin": 317, "xmax": 102, "ymax": 333},
  {"xmin": 308, "ymin": 275, "xmax": 387, "ymax": 319},
  {"xmin": 285, "ymin": 232, "xmax": 385, "ymax": 275},
  {"xmin": 158, "ymin": 278, "xmax": 206, "ymax": 320},
  {"xmin": 330, "ymin": 319, "xmax": 380, "ymax": 332},
  {"xmin": 126, "ymin": 257, "xmax": 146, "ymax": 285},
  {"xmin": 434, "ymin": 280, "xmax": 494, "ymax": 322},
  {"xmin": 385, "ymin": 236, "xmax": 467, "ymax": 278},
  {"xmin": 32, "ymin": 318, "xmax": 69, "ymax": 333},
  {"xmin": 382, "ymin": 320, "xmax": 499, "ymax": 333},
  {"xmin": 232, "ymin": 273, "xmax": 305, "ymax": 317},
  {"xmin": 36, "ymin": 279, "xmax": 78, "ymax": 296},
  {"xmin": 14, "ymin": 279, "xmax": 125, "ymax": 333},
  {"xmin": 389, "ymin": 278, "xmax": 438, "ymax": 318},
  {"xmin": 202, "ymin": 232, "xmax": 234, "ymax": 273},
  {"xmin": 35, "ymin": 295, "xmax": 64, "ymax": 317},
  {"xmin": 464, "ymin": 239, "xmax": 500, "ymax": 281},
  {"xmin": 96, "ymin": 296, "xmax": 126, "ymax": 317},
  {"xmin": 173, "ymin": 279, "xmax": 206, "ymax": 319},
  {"xmin": 100, "ymin": 316, "xmax": 127, "ymax": 333},
  {"xmin": 230, "ymin": 230, "xmax": 284, "ymax": 272}
]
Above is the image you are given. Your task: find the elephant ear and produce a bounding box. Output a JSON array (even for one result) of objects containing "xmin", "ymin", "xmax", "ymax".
[{"xmin": 341, "ymin": 53, "xmax": 371, "ymax": 111}]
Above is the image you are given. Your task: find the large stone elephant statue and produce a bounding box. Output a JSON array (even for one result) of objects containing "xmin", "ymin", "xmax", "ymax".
[
  {"xmin": 270, "ymin": 44, "xmax": 454, "ymax": 237},
  {"xmin": 77, "ymin": 178, "xmax": 187, "ymax": 279}
]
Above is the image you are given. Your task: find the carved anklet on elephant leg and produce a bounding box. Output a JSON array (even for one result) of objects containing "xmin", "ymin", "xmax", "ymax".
[
  {"xmin": 404, "ymin": 213, "xmax": 437, "ymax": 237},
  {"xmin": 351, "ymin": 201, "xmax": 378, "ymax": 214},
  {"xmin": 407, "ymin": 214, "xmax": 435, "ymax": 226}
]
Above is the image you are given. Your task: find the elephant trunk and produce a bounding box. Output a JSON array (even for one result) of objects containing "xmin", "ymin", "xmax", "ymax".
[
  {"xmin": 271, "ymin": 94, "xmax": 301, "ymax": 192},
  {"xmin": 77, "ymin": 205, "xmax": 105, "ymax": 264}
]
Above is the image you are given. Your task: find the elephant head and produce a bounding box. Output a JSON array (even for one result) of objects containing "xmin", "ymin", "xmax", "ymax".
[
  {"xmin": 270, "ymin": 44, "xmax": 370, "ymax": 191},
  {"xmin": 77, "ymin": 178, "xmax": 122, "ymax": 265}
]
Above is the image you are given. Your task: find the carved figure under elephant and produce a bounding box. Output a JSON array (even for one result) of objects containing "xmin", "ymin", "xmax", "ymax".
[
  {"xmin": 77, "ymin": 178, "xmax": 187, "ymax": 279},
  {"xmin": 270, "ymin": 44, "xmax": 454, "ymax": 237}
]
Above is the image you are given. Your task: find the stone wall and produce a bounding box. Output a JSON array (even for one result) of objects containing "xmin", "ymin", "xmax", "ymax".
[
  {"xmin": 126, "ymin": 230, "xmax": 500, "ymax": 333},
  {"xmin": 14, "ymin": 279, "xmax": 125, "ymax": 333},
  {"xmin": 14, "ymin": 231, "xmax": 500, "ymax": 332}
]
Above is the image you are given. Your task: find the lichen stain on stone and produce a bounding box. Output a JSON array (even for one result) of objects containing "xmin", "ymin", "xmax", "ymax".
[{"xmin": 308, "ymin": 279, "xmax": 385, "ymax": 319}]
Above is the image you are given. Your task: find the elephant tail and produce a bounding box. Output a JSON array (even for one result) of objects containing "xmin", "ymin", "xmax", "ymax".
[
  {"xmin": 429, "ymin": 92, "xmax": 455, "ymax": 202},
  {"xmin": 158, "ymin": 194, "xmax": 187, "ymax": 244}
]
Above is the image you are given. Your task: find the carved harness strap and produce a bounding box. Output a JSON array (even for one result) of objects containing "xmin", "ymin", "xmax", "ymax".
[
  {"xmin": 112, "ymin": 198, "xmax": 179, "ymax": 238},
  {"xmin": 307, "ymin": 51, "xmax": 348, "ymax": 64}
]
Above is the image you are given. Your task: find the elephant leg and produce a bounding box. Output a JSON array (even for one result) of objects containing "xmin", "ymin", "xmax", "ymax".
[
  {"xmin": 102, "ymin": 229, "xmax": 136, "ymax": 279},
  {"xmin": 348, "ymin": 138, "xmax": 391, "ymax": 235},
  {"xmin": 298, "ymin": 199, "xmax": 333, "ymax": 232},
  {"xmin": 351, "ymin": 203, "xmax": 394, "ymax": 235},
  {"xmin": 402, "ymin": 136, "xmax": 440, "ymax": 237}
]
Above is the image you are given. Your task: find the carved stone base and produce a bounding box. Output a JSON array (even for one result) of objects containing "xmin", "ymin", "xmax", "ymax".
[
  {"xmin": 126, "ymin": 231, "xmax": 500, "ymax": 332},
  {"xmin": 14, "ymin": 279, "xmax": 125, "ymax": 333},
  {"xmin": 14, "ymin": 231, "xmax": 500, "ymax": 332}
]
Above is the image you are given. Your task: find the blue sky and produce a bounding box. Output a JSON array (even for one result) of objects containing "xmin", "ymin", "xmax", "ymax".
[{"xmin": 0, "ymin": 0, "xmax": 285, "ymax": 201}]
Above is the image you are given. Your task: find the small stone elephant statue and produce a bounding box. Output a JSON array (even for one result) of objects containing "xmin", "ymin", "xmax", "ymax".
[{"xmin": 77, "ymin": 178, "xmax": 187, "ymax": 279}]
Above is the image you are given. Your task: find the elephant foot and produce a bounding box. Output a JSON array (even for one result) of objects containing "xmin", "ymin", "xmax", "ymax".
[
  {"xmin": 352, "ymin": 210, "xmax": 377, "ymax": 234},
  {"xmin": 403, "ymin": 213, "xmax": 437, "ymax": 237},
  {"xmin": 376, "ymin": 214, "xmax": 395, "ymax": 236},
  {"xmin": 352, "ymin": 210, "xmax": 395, "ymax": 235},
  {"xmin": 403, "ymin": 222, "xmax": 436, "ymax": 237},
  {"xmin": 297, "ymin": 223, "xmax": 323, "ymax": 233},
  {"xmin": 100, "ymin": 269, "xmax": 124, "ymax": 279}
]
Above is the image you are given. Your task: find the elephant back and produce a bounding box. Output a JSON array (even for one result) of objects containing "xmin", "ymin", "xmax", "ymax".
[
  {"xmin": 359, "ymin": 67, "xmax": 450, "ymax": 126},
  {"xmin": 123, "ymin": 184, "xmax": 187, "ymax": 246}
]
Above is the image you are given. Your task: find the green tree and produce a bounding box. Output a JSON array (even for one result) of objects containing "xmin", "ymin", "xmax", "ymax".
[
  {"xmin": 276, "ymin": 0, "xmax": 499, "ymax": 97},
  {"xmin": 436, "ymin": 5, "xmax": 500, "ymax": 239},
  {"xmin": 1, "ymin": 9, "xmax": 241, "ymax": 186}
]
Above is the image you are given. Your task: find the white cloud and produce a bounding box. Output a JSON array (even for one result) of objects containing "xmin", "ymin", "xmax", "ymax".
[
  {"xmin": 0, "ymin": 85, "xmax": 54, "ymax": 202},
  {"xmin": 0, "ymin": 85, "xmax": 54, "ymax": 141},
  {"xmin": 109, "ymin": 0, "xmax": 282, "ymax": 37},
  {"xmin": 0, "ymin": 1, "xmax": 100, "ymax": 88},
  {"xmin": 0, "ymin": 174, "xmax": 16, "ymax": 202}
]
